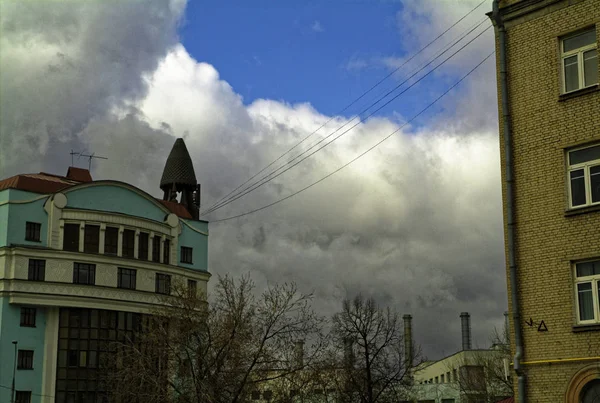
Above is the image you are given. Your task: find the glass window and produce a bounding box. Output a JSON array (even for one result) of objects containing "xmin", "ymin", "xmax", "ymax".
[
  {"xmin": 138, "ymin": 232, "xmax": 149, "ymax": 260},
  {"xmin": 17, "ymin": 350, "xmax": 34, "ymax": 369},
  {"xmin": 561, "ymin": 28, "xmax": 598, "ymax": 93},
  {"xmin": 575, "ymin": 260, "xmax": 600, "ymax": 323},
  {"xmin": 581, "ymin": 379, "xmax": 600, "ymax": 403},
  {"xmin": 104, "ymin": 227, "xmax": 118, "ymax": 255},
  {"xmin": 73, "ymin": 263, "xmax": 96, "ymax": 285},
  {"xmin": 152, "ymin": 236, "xmax": 161, "ymax": 263},
  {"xmin": 156, "ymin": 273, "xmax": 171, "ymax": 295},
  {"xmin": 188, "ymin": 279, "xmax": 197, "ymax": 298},
  {"xmin": 15, "ymin": 391, "xmax": 32, "ymax": 403},
  {"xmin": 25, "ymin": 222, "xmax": 41, "ymax": 242},
  {"xmin": 163, "ymin": 239, "xmax": 170, "ymax": 264},
  {"xmin": 122, "ymin": 229, "xmax": 135, "ymax": 258},
  {"xmin": 20, "ymin": 307, "xmax": 36, "ymax": 327},
  {"xmin": 567, "ymin": 145, "xmax": 600, "ymax": 208},
  {"xmin": 63, "ymin": 223, "xmax": 80, "ymax": 252},
  {"xmin": 118, "ymin": 268, "xmax": 137, "ymax": 290},
  {"xmin": 84, "ymin": 225, "xmax": 100, "ymax": 254},
  {"xmin": 181, "ymin": 246, "xmax": 193, "ymax": 264},
  {"xmin": 28, "ymin": 259, "xmax": 46, "ymax": 281}
]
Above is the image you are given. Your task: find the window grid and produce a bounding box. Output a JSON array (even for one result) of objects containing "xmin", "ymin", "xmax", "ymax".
[
  {"xmin": 181, "ymin": 246, "xmax": 193, "ymax": 264},
  {"xmin": 20, "ymin": 307, "xmax": 37, "ymax": 327},
  {"xmin": 117, "ymin": 268, "xmax": 137, "ymax": 290},
  {"xmin": 25, "ymin": 222, "xmax": 41, "ymax": 242},
  {"xmin": 156, "ymin": 273, "xmax": 171, "ymax": 295},
  {"xmin": 73, "ymin": 263, "xmax": 96, "ymax": 285},
  {"xmin": 561, "ymin": 27, "xmax": 598, "ymax": 93},
  {"xmin": 28, "ymin": 259, "xmax": 46, "ymax": 281},
  {"xmin": 15, "ymin": 391, "xmax": 32, "ymax": 403},
  {"xmin": 567, "ymin": 144, "xmax": 600, "ymax": 209},
  {"xmin": 575, "ymin": 259, "xmax": 600, "ymax": 324},
  {"xmin": 18, "ymin": 350, "xmax": 34, "ymax": 369}
]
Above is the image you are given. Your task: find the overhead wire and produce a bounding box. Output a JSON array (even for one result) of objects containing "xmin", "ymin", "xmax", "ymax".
[
  {"xmin": 210, "ymin": 50, "xmax": 495, "ymax": 223},
  {"xmin": 200, "ymin": 0, "xmax": 488, "ymax": 215},
  {"xmin": 201, "ymin": 21, "xmax": 492, "ymax": 216}
]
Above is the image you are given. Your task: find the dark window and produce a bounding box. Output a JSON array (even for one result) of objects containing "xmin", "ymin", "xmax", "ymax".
[
  {"xmin": 138, "ymin": 232, "xmax": 149, "ymax": 260},
  {"xmin": 251, "ymin": 391, "xmax": 261, "ymax": 400},
  {"xmin": 155, "ymin": 273, "xmax": 171, "ymax": 295},
  {"xmin": 25, "ymin": 222, "xmax": 41, "ymax": 242},
  {"xmin": 83, "ymin": 225, "xmax": 100, "ymax": 254},
  {"xmin": 118, "ymin": 268, "xmax": 137, "ymax": 290},
  {"xmin": 180, "ymin": 246, "xmax": 193, "ymax": 264},
  {"xmin": 28, "ymin": 259, "xmax": 45, "ymax": 281},
  {"xmin": 63, "ymin": 223, "xmax": 80, "ymax": 252},
  {"xmin": 104, "ymin": 227, "xmax": 118, "ymax": 255},
  {"xmin": 20, "ymin": 307, "xmax": 36, "ymax": 327},
  {"xmin": 188, "ymin": 279, "xmax": 197, "ymax": 298},
  {"xmin": 73, "ymin": 263, "xmax": 96, "ymax": 285},
  {"xmin": 15, "ymin": 391, "xmax": 32, "ymax": 403},
  {"xmin": 163, "ymin": 239, "xmax": 170, "ymax": 264},
  {"xmin": 122, "ymin": 229, "xmax": 135, "ymax": 258},
  {"xmin": 152, "ymin": 236, "xmax": 161, "ymax": 262},
  {"xmin": 17, "ymin": 350, "xmax": 34, "ymax": 369},
  {"xmin": 263, "ymin": 391, "xmax": 273, "ymax": 401}
]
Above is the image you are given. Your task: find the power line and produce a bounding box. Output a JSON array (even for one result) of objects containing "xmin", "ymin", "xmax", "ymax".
[
  {"xmin": 0, "ymin": 383, "xmax": 55, "ymax": 398},
  {"xmin": 202, "ymin": 22, "xmax": 491, "ymax": 216},
  {"xmin": 201, "ymin": 0, "xmax": 488, "ymax": 214},
  {"xmin": 210, "ymin": 51, "xmax": 495, "ymax": 223}
]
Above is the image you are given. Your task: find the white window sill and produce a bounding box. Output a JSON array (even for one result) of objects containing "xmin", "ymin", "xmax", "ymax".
[
  {"xmin": 559, "ymin": 84, "xmax": 599, "ymax": 101},
  {"xmin": 565, "ymin": 203, "xmax": 600, "ymax": 217},
  {"xmin": 573, "ymin": 323, "xmax": 600, "ymax": 333}
]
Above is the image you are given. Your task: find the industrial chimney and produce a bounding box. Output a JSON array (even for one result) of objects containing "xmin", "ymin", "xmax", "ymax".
[
  {"xmin": 460, "ymin": 312, "xmax": 472, "ymax": 350},
  {"xmin": 294, "ymin": 340, "xmax": 304, "ymax": 368},
  {"xmin": 403, "ymin": 314, "xmax": 413, "ymax": 369}
]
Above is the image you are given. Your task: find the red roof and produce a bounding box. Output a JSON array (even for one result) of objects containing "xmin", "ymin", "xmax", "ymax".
[{"xmin": 0, "ymin": 169, "xmax": 193, "ymax": 219}]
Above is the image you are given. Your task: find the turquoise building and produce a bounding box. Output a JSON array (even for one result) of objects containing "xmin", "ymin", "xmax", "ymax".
[{"xmin": 0, "ymin": 139, "xmax": 210, "ymax": 403}]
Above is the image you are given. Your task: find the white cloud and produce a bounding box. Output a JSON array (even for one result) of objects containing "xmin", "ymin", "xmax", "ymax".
[{"xmin": 311, "ymin": 20, "xmax": 324, "ymax": 33}]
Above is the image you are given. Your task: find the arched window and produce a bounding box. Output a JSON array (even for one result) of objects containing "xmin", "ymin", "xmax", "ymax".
[{"xmin": 581, "ymin": 379, "xmax": 600, "ymax": 403}]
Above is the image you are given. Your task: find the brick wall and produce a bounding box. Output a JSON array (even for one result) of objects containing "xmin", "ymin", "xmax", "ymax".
[{"xmin": 494, "ymin": 0, "xmax": 600, "ymax": 401}]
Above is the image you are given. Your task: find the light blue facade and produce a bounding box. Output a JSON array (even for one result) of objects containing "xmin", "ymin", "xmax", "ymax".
[
  {"xmin": 178, "ymin": 219, "xmax": 209, "ymax": 272},
  {"xmin": 65, "ymin": 184, "xmax": 168, "ymax": 223},
  {"xmin": 0, "ymin": 299, "xmax": 48, "ymax": 403},
  {"xmin": 1, "ymin": 190, "xmax": 50, "ymax": 248}
]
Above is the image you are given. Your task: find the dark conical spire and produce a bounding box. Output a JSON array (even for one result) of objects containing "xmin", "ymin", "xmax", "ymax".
[
  {"xmin": 160, "ymin": 138, "xmax": 197, "ymax": 189},
  {"xmin": 160, "ymin": 138, "xmax": 201, "ymax": 220}
]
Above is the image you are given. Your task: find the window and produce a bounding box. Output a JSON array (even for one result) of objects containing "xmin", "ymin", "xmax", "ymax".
[
  {"xmin": 122, "ymin": 229, "xmax": 135, "ymax": 258},
  {"xmin": 581, "ymin": 379, "xmax": 600, "ymax": 403},
  {"xmin": 453, "ymin": 368, "xmax": 458, "ymax": 382},
  {"xmin": 188, "ymin": 279, "xmax": 197, "ymax": 298},
  {"xmin": 63, "ymin": 223, "xmax": 80, "ymax": 252},
  {"xmin": 435, "ymin": 376, "xmax": 439, "ymax": 384},
  {"xmin": 15, "ymin": 391, "xmax": 32, "ymax": 403},
  {"xmin": 163, "ymin": 238, "xmax": 170, "ymax": 264},
  {"xmin": 251, "ymin": 391, "xmax": 261, "ymax": 400},
  {"xmin": 181, "ymin": 246, "xmax": 193, "ymax": 264},
  {"xmin": 263, "ymin": 391, "xmax": 273, "ymax": 401},
  {"xmin": 17, "ymin": 350, "xmax": 34, "ymax": 369},
  {"xmin": 561, "ymin": 28, "xmax": 598, "ymax": 93},
  {"xmin": 441, "ymin": 374, "xmax": 445, "ymax": 383},
  {"xmin": 575, "ymin": 259, "xmax": 600, "ymax": 323},
  {"xmin": 152, "ymin": 236, "xmax": 161, "ymax": 262},
  {"xmin": 118, "ymin": 268, "xmax": 137, "ymax": 290},
  {"xmin": 25, "ymin": 222, "xmax": 41, "ymax": 242},
  {"xmin": 156, "ymin": 273, "xmax": 171, "ymax": 295},
  {"xmin": 104, "ymin": 226, "xmax": 118, "ymax": 255},
  {"xmin": 20, "ymin": 308, "xmax": 36, "ymax": 327},
  {"xmin": 84, "ymin": 224, "xmax": 100, "ymax": 254},
  {"xmin": 460, "ymin": 365, "xmax": 486, "ymax": 391},
  {"xmin": 138, "ymin": 232, "xmax": 149, "ymax": 260},
  {"xmin": 447, "ymin": 371, "xmax": 451, "ymax": 382},
  {"xmin": 28, "ymin": 259, "xmax": 45, "ymax": 281},
  {"xmin": 73, "ymin": 263, "xmax": 96, "ymax": 285},
  {"xmin": 568, "ymin": 144, "xmax": 600, "ymax": 208}
]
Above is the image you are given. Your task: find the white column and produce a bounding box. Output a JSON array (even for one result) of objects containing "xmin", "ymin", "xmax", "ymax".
[
  {"xmin": 117, "ymin": 225, "xmax": 124, "ymax": 257},
  {"xmin": 147, "ymin": 232, "xmax": 153, "ymax": 261},
  {"xmin": 41, "ymin": 307, "xmax": 59, "ymax": 403},
  {"xmin": 134, "ymin": 229, "xmax": 140, "ymax": 259},
  {"xmin": 78, "ymin": 222, "xmax": 85, "ymax": 252},
  {"xmin": 99, "ymin": 223, "xmax": 106, "ymax": 254},
  {"xmin": 160, "ymin": 235, "xmax": 165, "ymax": 263}
]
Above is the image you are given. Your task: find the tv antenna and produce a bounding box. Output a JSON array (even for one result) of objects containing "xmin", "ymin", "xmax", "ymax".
[{"xmin": 70, "ymin": 150, "xmax": 108, "ymax": 171}]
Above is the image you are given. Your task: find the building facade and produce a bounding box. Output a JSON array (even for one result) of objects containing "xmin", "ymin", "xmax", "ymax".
[
  {"xmin": 490, "ymin": 0, "xmax": 600, "ymax": 402},
  {"xmin": 0, "ymin": 138, "xmax": 210, "ymax": 403}
]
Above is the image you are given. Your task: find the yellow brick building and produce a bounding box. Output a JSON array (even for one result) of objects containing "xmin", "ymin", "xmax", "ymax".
[{"xmin": 489, "ymin": 0, "xmax": 600, "ymax": 402}]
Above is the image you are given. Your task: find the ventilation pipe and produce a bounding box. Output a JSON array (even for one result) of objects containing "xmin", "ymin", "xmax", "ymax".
[
  {"xmin": 403, "ymin": 314, "xmax": 413, "ymax": 369},
  {"xmin": 490, "ymin": 1, "xmax": 526, "ymax": 401},
  {"xmin": 460, "ymin": 312, "xmax": 472, "ymax": 350}
]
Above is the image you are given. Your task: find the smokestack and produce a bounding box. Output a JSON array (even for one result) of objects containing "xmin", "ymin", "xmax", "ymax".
[
  {"xmin": 294, "ymin": 340, "xmax": 304, "ymax": 368},
  {"xmin": 460, "ymin": 312, "xmax": 472, "ymax": 350},
  {"xmin": 403, "ymin": 314, "xmax": 413, "ymax": 369},
  {"xmin": 343, "ymin": 337, "xmax": 354, "ymax": 368}
]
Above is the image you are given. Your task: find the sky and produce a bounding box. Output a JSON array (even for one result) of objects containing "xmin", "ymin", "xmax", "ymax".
[{"xmin": 0, "ymin": 0, "xmax": 503, "ymax": 359}]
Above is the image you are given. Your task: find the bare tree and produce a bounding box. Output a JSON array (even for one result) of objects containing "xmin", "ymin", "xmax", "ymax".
[
  {"xmin": 104, "ymin": 274, "xmax": 326, "ymax": 403},
  {"xmin": 330, "ymin": 294, "xmax": 412, "ymax": 403}
]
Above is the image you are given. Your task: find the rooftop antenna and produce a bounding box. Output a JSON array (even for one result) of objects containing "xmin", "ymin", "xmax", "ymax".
[{"xmin": 70, "ymin": 150, "xmax": 108, "ymax": 171}]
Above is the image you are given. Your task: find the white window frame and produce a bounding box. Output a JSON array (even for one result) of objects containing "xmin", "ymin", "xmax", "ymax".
[
  {"xmin": 567, "ymin": 144, "xmax": 600, "ymax": 209},
  {"xmin": 560, "ymin": 27, "xmax": 598, "ymax": 94},
  {"xmin": 574, "ymin": 259, "xmax": 600, "ymax": 325}
]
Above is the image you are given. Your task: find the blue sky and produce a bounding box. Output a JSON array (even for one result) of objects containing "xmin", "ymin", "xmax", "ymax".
[{"xmin": 180, "ymin": 0, "xmax": 434, "ymax": 119}]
